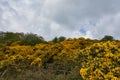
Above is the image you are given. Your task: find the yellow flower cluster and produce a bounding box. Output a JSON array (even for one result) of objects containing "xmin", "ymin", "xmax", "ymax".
[
  {"xmin": 0, "ymin": 45, "xmax": 42, "ymax": 71},
  {"xmin": 0, "ymin": 38, "xmax": 119, "ymax": 80},
  {"xmin": 79, "ymin": 41, "xmax": 120, "ymax": 79}
]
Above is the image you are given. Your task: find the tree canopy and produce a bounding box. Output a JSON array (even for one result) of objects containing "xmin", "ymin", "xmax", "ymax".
[{"xmin": 101, "ymin": 35, "xmax": 114, "ymax": 41}]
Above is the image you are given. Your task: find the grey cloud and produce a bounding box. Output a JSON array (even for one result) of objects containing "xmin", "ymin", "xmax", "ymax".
[
  {"xmin": 0, "ymin": 0, "xmax": 120, "ymax": 40},
  {"xmin": 43, "ymin": 0, "xmax": 120, "ymax": 28},
  {"xmin": 43, "ymin": 0, "xmax": 120, "ymax": 39},
  {"xmin": 91, "ymin": 13, "xmax": 120, "ymax": 39},
  {"xmin": 0, "ymin": 0, "xmax": 45, "ymax": 32}
]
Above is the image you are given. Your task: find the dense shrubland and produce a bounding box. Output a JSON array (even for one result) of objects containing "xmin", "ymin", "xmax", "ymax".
[{"xmin": 0, "ymin": 31, "xmax": 120, "ymax": 80}]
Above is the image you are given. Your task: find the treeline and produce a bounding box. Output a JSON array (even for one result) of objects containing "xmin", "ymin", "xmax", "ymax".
[
  {"xmin": 0, "ymin": 31, "xmax": 67, "ymax": 47},
  {"xmin": 0, "ymin": 31, "xmax": 116, "ymax": 47}
]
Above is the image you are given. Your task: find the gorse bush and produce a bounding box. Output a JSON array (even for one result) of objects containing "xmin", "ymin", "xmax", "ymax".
[
  {"xmin": 79, "ymin": 41, "xmax": 120, "ymax": 79},
  {"xmin": 0, "ymin": 31, "xmax": 120, "ymax": 80}
]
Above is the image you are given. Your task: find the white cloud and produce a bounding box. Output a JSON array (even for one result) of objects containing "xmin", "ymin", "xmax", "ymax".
[
  {"xmin": 0, "ymin": 0, "xmax": 120, "ymax": 40},
  {"xmin": 91, "ymin": 13, "xmax": 120, "ymax": 39}
]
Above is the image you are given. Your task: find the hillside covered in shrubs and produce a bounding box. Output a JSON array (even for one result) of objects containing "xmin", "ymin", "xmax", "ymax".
[{"xmin": 0, "ymin": 31, "xmax": 120, "ymax": 80}]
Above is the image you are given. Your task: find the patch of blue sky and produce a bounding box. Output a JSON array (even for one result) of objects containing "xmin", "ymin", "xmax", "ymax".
[
  {"xmin": 79, "ymin": 28, "xmax": 86, "ymax": 35},
  {"xmin": 89, "ymin": 21, "xmax": 97, "ymax": 27}
]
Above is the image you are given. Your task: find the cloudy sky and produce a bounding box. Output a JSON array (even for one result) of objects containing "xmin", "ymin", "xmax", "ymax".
[{"xmin": 0, "ymin": 0, "xmax": 120, "ymax": 40}]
